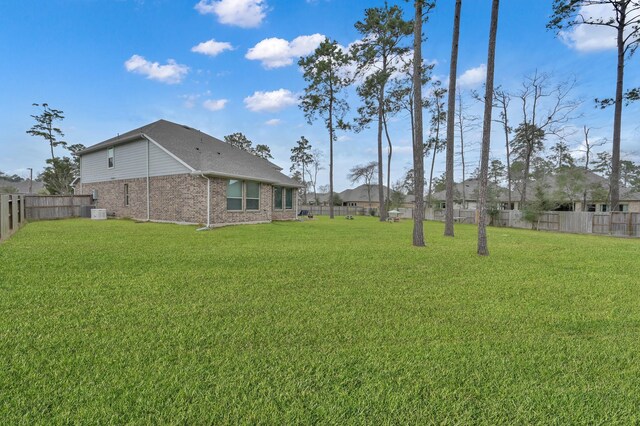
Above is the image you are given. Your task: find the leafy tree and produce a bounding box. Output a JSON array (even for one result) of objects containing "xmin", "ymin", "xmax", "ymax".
[
  {"xmin": 39, "ymin": 157, "xmax": 76, "ymax": 195},
  {"xmin": 512, "ymin": 72, "xmax": 580, "ymax": 206},
  {"xmin": 0, "ymin": 185, "xmax": 18, "ymax": 194},
  {"xmin": 224, "ymin": 132, "xmax": 253, "ymax": 151},
  {"xmin": 389, "ymin": 180, "xmax": 407, "ymax": 209},
  {"xmin": 489, "ymin": 159, "xmax": 506, "ymax": 185},
  {"xmin": 299, "ymin": 38, "xmax": 353, "ymax": 219},
  {"xmin": 432, "ymin": 172, "xmax": 447, "ymax": 193},
  {"xmin": 306, "ymin": 149, "xmax": 324, "ymax": 204},
  {"xmin": 549, "ymin": 141, "xmax": 575, "ymax": 168},
  {"xmin": 400, "ymin": 168, "xmax": 415, "ymax": 195},
  {"xmin": 425, "ymin": 82, "xmax": 447, "ymax": 207},
  {"xmin": 492, "ymin": 87, "xmax": 514, "ymax": 208},
  {"xmin": 523, "ymin": 184, "xmax": 556, "ymax": 230},
  {"xmin": 477, "ymin": 0, "xmax": 500, "ymax": 256},
  {"xmin": 511, "ymin": 122, "xmax": 545, "ymax": 205},
  {"xmin": 224, "ymin": 132, "xmax": 272, "ymax": 160},
  {"xmin": 254, "ymin": 144, "xmax": 273, "ymax": 160},
  {"xmin": 444, "ymin": 0, "xmax": 463, "ymax": 237},
  {"xmin": 549, "ymin": 0, "xmax": 640, "ymax": 212},
  {"xmin": 348, "ymin": 161, "xmax": 378, "ymax": 208},
  {"xmin": 0, "ymin": 171, "xmax": 24, "ymax": 182},
  {"xmin": 620, "ymin": 160, "xmax": 640, "ymax": 188},
  {"xmin": 554, "ymin": 166, "xmax": 587, "ymax": 209},
  {"xmin": 26, "ymin": 103, "xmax": 67, "ymax": 162},
  {"xmin": 352, "ymin": 3, "xmax": 413, "ymax": 221},
  {"xmin": 290, "ymin": 136, "xmax": 313, "ymax": 203}
]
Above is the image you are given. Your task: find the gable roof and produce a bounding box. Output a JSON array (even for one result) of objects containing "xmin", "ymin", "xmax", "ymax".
[
  {"xmin": 339, "ymin": 184, "xmax": 414, "ymax": 203},
  {"xmin": 79, "ymin": 119, "xmax": 301, "ymax": 187}
]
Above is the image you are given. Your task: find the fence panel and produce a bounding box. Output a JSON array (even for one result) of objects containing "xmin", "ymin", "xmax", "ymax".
[
  {"xmin": 558, "ymin": 211, "xmax": 593, "ymax": 234},
  {"xmin": 0, "ymin": 194, "xmax": 26, "ymax": 242},
  {"xmin": 24, "ymin": 195, "xmax": 93, "ymax": 220},
  {"xmin": 592, "ymin": 214, "xmax": 611, "ymax": 235}
]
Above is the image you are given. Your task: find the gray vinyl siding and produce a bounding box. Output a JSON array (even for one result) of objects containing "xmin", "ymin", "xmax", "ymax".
[
  {"xmin": 148, "ymin": 143, "xmax": 190, "ymax": 177},
  {"xmin": 81, "ymin": 139, "xmax": 190, "ymax": 183}
]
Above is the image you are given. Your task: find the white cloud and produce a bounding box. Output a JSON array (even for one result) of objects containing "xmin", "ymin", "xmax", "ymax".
[
  {"xmin": 457, "ymin": 64, "xmax": 486, "ymax": 89},
  {"xmin": 191, "ymin": 39, "xmax": 233, "ymax": 56},
  {"xmin": 194, "ymin": 0, "xmax": 266, "ymax": 28},
  {"xmin": 124, "ymin": 54, "xmax": 189, "ymax": 84},
  {"xmin": 182, "ymin": 94, "xmax": 199, "ymax": 108},
  {"xmin": 246, "ymin": 34, "xmax": 325, "ymax": 68},
  {"xmin": 265, "ymin": 118, "xmax": 282, "ymax": 126},
  {"xmin": 244, "ymin": 89, "xmax": 298, "ymax": 112},
  {"xmin": 203, "ymin": 99, "xmax": 228, "ymax": 111},
  {"xmin": 559, "ymin": 4, "xmax": 617, "ymax": 52}
]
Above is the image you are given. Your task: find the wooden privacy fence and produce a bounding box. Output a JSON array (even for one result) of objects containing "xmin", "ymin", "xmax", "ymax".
[
  {"xmin": 313, "ymin": 204, "xmax": 640, "ymax": 238},
  {"xmin": 302, "ymin": 205, "xmax": 371, "ymax": 216},
  {"xmin": 0, "ymin": 194, "xmax": 26, "ymax": 242},
  {"xmin": 24, "ymin": 195, "xmax": 93, "ymax": 220}
]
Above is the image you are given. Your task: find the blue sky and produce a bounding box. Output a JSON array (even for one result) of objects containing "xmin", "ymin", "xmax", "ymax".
[{"xmin": 1, "ymin": 0, "xmax": 638, "ymax": 190}]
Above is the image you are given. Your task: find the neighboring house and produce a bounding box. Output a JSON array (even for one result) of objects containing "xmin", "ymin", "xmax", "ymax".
[
  {"xmin": 337, "ymin": 184, "xmax": 414, "ymax": 209},
  {"xmin": 0, "ymin": 178, "xmax": 44, "ymax": 194},
  {"xmin": 432, "ymin": 179, "xmax": 478, "ymax": 210},
  {"xmin": 76, "ymin": 119, "xmax": 302, "ymax": 227},
  {"xmin": 430, "ymin": 171, "xmax": 640, "ymax": 213},
  {"xmin": 510, "ymin": 168, "xmax": 640, "ymax": 212}
]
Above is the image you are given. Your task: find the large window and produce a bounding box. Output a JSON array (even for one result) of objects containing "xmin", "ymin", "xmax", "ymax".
[
  {"xmin": 246, "ymin": 181, "xmax": 260, "ymax": 210},
  {"xmin": 285, "ymin": 188, "xmax": 293, "ymax": 209},
  {"xmin": 227, "ymin": 179, "xmax": 243, "ymax": 210},
  {"xmin": 107, "ymin": 147, "xmax": 115, "ymax": 168},
  {"xmin": 274, "ymin": 187, "xmax": 283, "ymax": 210}
]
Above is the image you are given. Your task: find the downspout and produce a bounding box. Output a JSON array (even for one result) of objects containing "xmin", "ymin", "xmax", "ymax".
[
  {"xmin": 146, "ymin": 138, "xmax": 150, "ymax": 221},
  {"xmin": 197, "ymin": 173, "xmax": 211, "ymax": 229}
]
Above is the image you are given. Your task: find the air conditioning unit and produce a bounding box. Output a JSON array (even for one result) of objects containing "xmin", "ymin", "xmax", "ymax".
[{"xmin": 91, "ymin": 209, "xmax": 107, "ymax": 220}]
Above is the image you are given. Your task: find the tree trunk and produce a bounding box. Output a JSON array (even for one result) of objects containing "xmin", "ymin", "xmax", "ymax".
[
  {"xmin": 502, "ymin": 101, "xmax": 512, "ymax": 209},
  {"xmin": 377, "ymin": 62, "xmax": 387, "ymax": 221},
  {"xmin": 329, "ymin": 98, "xmax": 335, "ymax": 219},
  {"xmin": 383, "ymin": 113, "xmax": 392, "ymax": 208},
  {"xmin": 477, "ymin": 0, "xmax": 500, "ymax": 256},
  {"xmin": 457, "ymin": 94, "xmax": 466, "ymax": 208},
  {"xmin": 302, "ymin": 163, "xmax": 307, "ymax": 204},
  {"xmin": 611, "ymin": 4, "xmax": 626, "ymax": 213},
  {"xmin": 412, "ymin": 0, "xmax": 425, "ymax": 247},
  {"xmin": 444, "ymin": 0, "xmax": 462, "ymax": 237},
  {"xmin": 427, "ymin": 101, "xmax": 441, "ymax": 207}
]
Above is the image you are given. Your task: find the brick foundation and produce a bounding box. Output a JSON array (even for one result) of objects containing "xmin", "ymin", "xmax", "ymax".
[{"xmin": 79, "ymin": 174, "xmax": 297, "ymax": 225}]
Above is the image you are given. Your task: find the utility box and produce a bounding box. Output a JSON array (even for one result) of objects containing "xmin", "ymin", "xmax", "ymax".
[{"xmin": 91, "ymin": 209, "xmax": 107, "ymax": 220}]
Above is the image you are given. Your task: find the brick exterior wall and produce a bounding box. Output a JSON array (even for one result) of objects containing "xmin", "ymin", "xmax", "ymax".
[{"xmin": 79, "ymin": 174, "xmax": 297, "ymax": 225}]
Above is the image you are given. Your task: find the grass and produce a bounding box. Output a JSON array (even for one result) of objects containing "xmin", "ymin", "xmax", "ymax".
[{"xmin": 1, "ymin": 217, "xmax": 640, "ymax": 424}]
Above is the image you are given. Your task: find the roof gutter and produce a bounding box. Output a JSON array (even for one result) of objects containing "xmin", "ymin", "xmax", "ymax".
[{"xmin": 192, "ymin": 171, "xmax": 303, "ymax": 188}]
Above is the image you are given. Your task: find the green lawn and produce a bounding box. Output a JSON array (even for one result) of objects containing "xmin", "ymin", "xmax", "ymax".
[{"xmin": 1, "ymin": 217, "xmax": 639, "ymax": 424}]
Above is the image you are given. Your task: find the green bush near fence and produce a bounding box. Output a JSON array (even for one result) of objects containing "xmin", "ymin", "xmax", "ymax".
[{"xmin": 1, "ymin": 218, "xmax": 640, "ymax": 423}]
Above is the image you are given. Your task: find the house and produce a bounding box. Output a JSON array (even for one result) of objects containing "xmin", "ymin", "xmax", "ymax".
[
  {"xmin": 76, "ymin": 119, "xmax": 302, "ymax": 227},
  {"xmin": 430, "ymin": 179, "xmax": 501, "ymax": 210},
  {"xmin": 338, "ymin": 184, "xmax": 414, "ymax": 209},
  {"xmin": 508, "ymin": 168, "xmax": 640, "ymax": 212},
  {"xmin": 430, "ymin": 170, "xmax": 640, "ymax": 213}
]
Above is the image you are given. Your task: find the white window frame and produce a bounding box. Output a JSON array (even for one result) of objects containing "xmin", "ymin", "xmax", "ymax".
[
  {"xmin": 274, "ymin": 186, "xmax": 283, "ymax": 211},
  {"xmin": 107, "ymin": 147, "xmax": 115, "ymax": 169},
  {"xmin": 245, "ymin": 181, "xmax": 260, "ymax": 211},
  {"xmin": 226, "ymin": 179, "xmax": 243, "ymax": 211},
  {"xmin": 285, "ymin": 188, "xmax": 293, "ymax": 210}
]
